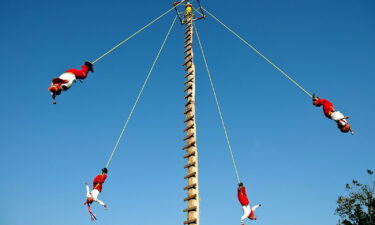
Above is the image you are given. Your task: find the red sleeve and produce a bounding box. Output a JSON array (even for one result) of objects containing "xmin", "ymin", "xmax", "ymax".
[
  {"xmin": 321, "ymin": 99, "xmax": 335, "ymax": 117},
  {"xmin": 241, "ymin": 187, "xmax": 247, "ymax": 197},
  {"xmin": 97, "ymin": 174, "xmax": 107, "ymax": 183},
  {"xmin": 237, "ymin": 187, "xmax": 250, "ymax": 205},
  {"xmin": 93, "ymin": 175, "xmax": 100, "ymax": 184},
  {"xmin": 94, "ymin": 174, "xmax": 107, "ymax": 184}
]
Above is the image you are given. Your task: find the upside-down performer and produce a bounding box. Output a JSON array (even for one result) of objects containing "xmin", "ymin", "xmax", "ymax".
[
  {"xmin": 48, "ymin": 61, "xmax": 94, "ymax": 104},
  {"xmin": 312, "ymin": 94, "xmax": 353, "ymax": 134},
  {"xmin": 238, "ymin": 182, "xmax": 261, "ymax": 225},
  {"xmin": 84, "ymin": 168, "xmax": 108, "ymax": 221}
]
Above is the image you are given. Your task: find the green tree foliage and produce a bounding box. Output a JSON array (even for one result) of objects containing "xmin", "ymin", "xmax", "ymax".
[{"xmin": 335, "ymin": 170, "xmax": 375, "ymax": 225}]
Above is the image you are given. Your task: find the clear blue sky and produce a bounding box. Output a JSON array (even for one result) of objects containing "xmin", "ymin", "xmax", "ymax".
[{"xmin": 1, "ymin": 0, "xmax": 374, "ymax": 225}]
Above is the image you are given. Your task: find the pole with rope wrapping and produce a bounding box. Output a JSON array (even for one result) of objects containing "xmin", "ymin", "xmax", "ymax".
[{"xmin": 181, "ymin": 2, "xmax": 200, "ymax": 225}]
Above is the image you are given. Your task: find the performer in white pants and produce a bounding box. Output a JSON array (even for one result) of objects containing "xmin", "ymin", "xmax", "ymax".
[
  {"xmin": 238, "ymin": 182, "xmax": 261, "ymax": 224},
  {"xmin": 312, "ymin": 95, "xmax": 353, "ymax": 134},
  {"xmin": 48, "ymin": 61, "xmax": 93, "ymax": 104},
  {"xmin": 83, "ymin": 168, "xmax": 108, "ymax": 221},
  {"xmin": 85, "ymin": 182, "xmax": 106, "ymax": 207}
]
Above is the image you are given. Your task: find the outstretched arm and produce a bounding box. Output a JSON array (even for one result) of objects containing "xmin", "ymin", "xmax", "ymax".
[
  {"xmin": 251, "ymin": 204, "xmax": 261, "ymax": 212},
  {"xmin": 95, "ymin": 199, "xmax": 107, "ymax": 207},
  {"xmin": 97, "ymin": 174, "xmax": 107, "ymax": 184},
  {"xmin": 85, "ymin": 183, "xmax": 91, "ymax": 197}
]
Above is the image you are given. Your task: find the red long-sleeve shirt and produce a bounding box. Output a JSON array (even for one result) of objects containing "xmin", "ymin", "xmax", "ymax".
[
  {"xmin": 65, "ymin": 65, "xmax": 90, "ymax": 80},
  {"xmin": 314, "ymin": 98, "xmax": 335, "ymax": 118},
  {"xmin": 93, "ymin": 174, "xmax": 107, "ymax": 192},
  {"xmin": 238, "ymin": 186, "xmax": 250, "ymax": 206}
]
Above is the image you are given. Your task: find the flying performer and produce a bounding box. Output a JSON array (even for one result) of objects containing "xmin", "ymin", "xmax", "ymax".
[
  {"xmin": 238, "ymin": 182, "xmax": 261, "ymax": 225},
  {"xmin": 84, "ymin": 168, "xmax": 108, "ymax": 221},
  {"xmin": 48, "ymin": 61, "xmax": 94, "ymax": 104},
  {"xmin": 312, "ymin": 94, "xmax": 353, "ymax": 134}
]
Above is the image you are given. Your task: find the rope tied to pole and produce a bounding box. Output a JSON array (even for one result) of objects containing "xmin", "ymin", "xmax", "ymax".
[
  {"xmin": 202, "ymin": 7, "xmax": 312, "ymax": 98},
  {"xmin": 105, "ymin": 16, "xmax": 178, "ymax": 168},
  {"xmin": 194, "ymin": 23, "xmax": 241, "ymax": 184}
]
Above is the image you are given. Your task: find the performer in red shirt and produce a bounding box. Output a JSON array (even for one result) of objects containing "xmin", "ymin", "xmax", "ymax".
[
  {"xmin": 312, "ymin": 94, "xmax": 353, "ymax": 134},
  {"xmin": 238, "ymin": 182, "xmax": 261, "ymax": 225},
  {"xmin": 48, "ymin": 61, "xmax": 94, "ymax": 104},
  {"xmin": 84, "ymin": 168, "xmax": 108, "ymax": 221}
]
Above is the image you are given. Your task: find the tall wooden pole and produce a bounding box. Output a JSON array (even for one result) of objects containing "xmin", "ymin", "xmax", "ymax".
[{"xmin": 182, "ymin": 5, "xmax": 200, "ymax": 225}]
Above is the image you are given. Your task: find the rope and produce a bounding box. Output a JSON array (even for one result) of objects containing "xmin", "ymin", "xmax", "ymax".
[
  {"xmin": 105, "ymin": 16, "xmax": 178, "ymax": 168},
  {"xmin": 194, "ymin": 23, "xmax": 241, "ymax": 184},
  {"xmin": 202, "ymin": 7, "xmax": 313, "ymax": 98},
  {"xmin": 193, "ymin": 7, "xmax": 204, "ymax": 17},
  {"xmin": 92, "ymin": 1, "xmax": 186, "ymax": 64}
]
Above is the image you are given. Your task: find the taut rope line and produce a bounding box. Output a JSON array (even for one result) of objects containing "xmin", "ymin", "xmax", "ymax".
[
  {"xmin": 194, "ymin": 23, "xmax": 241, "ymax": 183},
  {"xmin": 92, "ymin": 1, "xmax": 186, "ymax": 64},
  {"xmin": 105, "ymin": 16, "xmax": 178, "ymax": 168},
  {"xmin": 202, "ymin": 7, "xmax": 312, "ymax": 98}
]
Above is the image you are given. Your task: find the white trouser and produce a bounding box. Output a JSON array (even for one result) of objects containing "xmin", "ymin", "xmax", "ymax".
[
  {"xmin": 241, "ymin": 205, "xmax": 251, "ymax": 223},
  {"xmin": 59, "ymin": 73, "xmax": 76, "ymax": 90},
  {"xmin": 240, "ymin": 204, "xmax": 261, "ymax": 223},
  {"xmin": 330, "ymin": 111, "xmax": 347, "ymax": 126},
  {"xmin": 85, "ymin": 184, "xmax": 105, "ymax": 206},
  {"xmin": 331, "ymin": 111, "xmax": 345, "ymax": 121}
]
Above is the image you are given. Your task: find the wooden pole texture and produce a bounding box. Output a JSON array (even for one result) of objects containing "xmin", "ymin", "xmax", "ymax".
[{"xmin": 182, "ymin": 7, "xmax": 200, "ymax": 225}]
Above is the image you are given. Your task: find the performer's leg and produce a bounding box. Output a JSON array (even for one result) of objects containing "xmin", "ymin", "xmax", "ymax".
[
  {"xmin": 91, "ymin": 189, "xmax": 99, "ymax": 200},
  {"xmin": 249, "ymin": 204, "xmax": 261, "ymax": 220},
  {"xmin": 66, "ymin": 65, "xmax": 89, "ymax": 79},
  {"xmin": 59, "ymin": 73, "xmax": 76, "ymax": 90},
  {"xmin": 86, "ymin": 183, "xmax": 91, "ymax": 197}
]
